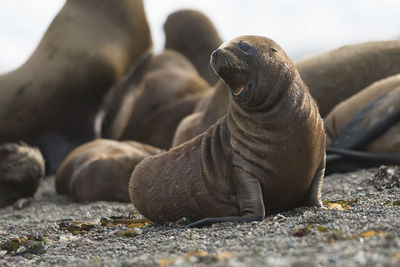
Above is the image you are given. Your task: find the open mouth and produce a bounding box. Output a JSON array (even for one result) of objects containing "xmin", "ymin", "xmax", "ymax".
[
  {"xmin": 211, "ymin": 49, "xmax": 249, "ymax": 96},
  {"xmin": 214, "ymin": 63, "xmax": 248, "ymax": 98},
  {"xmin": 217, "ymin": 67, "xmax": 247, "ymax": 95}
]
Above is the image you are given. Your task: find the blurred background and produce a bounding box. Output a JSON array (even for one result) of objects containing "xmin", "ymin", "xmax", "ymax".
[{"xmin": 0, "ymin": 0, "xmax": 399, "ymax": 74}]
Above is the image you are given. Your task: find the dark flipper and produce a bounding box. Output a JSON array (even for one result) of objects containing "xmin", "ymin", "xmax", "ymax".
[
  {"xmin": 326, "ymin": 147, "xmax": 400, "ymax": 175},
  {"xmin": 188, "ymin": 214, "xmax": 264, "ymax": 228},
  {"xmin": 331, "ymin": 90, "xmax": 400, "ymax": 150},
  {"xmin": 189, "ymin": 174, "xmax": 265, "ymax": 227}
]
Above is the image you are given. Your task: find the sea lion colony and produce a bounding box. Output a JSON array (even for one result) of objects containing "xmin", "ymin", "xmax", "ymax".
[{"xmin": 1, "ymin": 2, "xmax": 399, "ymax": 226}]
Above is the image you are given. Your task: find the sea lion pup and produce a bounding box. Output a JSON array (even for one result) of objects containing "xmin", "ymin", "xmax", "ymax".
[
  {"xmin": 172, "ymin": 80, "xmax": 230, "ymax": 146},
  {"xmin": 324, "ymin": 74, "xmax": 400, "ymax": 174},
  {"xmin": 296, "ymin": 40, "xmax": 400, "ymax": 116},
  {"xmin": 56, "ymin": 139, "xmax": 163, "ymax": 202},
  {"xmin": 0, "ymin": 0, "xmax": 152, "ymax": 169},
  {"xmin": 98, "ymin": 49, "xmax": 210, "ymax": 149},
  {"xmin": 130, "ymin": 36, "xmax": 326, "ymax": 227},
  {"xmin": 164, "ymin": 9, "xmax": 223, "ymax": 84},
  {"xmin": 0, "ymin": 143, "xmax": 45, "ymax": 208}
]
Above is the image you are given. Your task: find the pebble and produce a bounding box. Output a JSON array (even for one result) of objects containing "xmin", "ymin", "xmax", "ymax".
[{"xmin": 0, "ymin": 170, "xmax": 399, "ymax": 266}]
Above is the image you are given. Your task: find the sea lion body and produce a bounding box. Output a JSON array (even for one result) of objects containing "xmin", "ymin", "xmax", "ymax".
[
  {"xmin": 98, "ymin": 49, "xmax": 210, "ymax": 149},
  {"xmin": 325, "ymin": 74, "xmax": 400, "ymax": 150},
  {"xmin": 296, "ymin": 40, "xmax": 400, "ymax": 116},
  {"xmin": 324, "ymin": 74, "xmax": 400, "ymax": 174},
  {"xmin": 0, "ymin": 0, "xmax": 151, "ymax": 166},
  {"xmin": 125, "ymin": 92, "xmax": 206, "ymax": 149},
  {"xmin": 56, "ymin": 139, "xmax": 163, "ymax": 202},
  {"xmin": 0, "ymin": 143, "xmax": 45, "ymax": 208},
  {"xmin": 172, "ymin": 80, "xmax": 230, "ymax": 146},
  {"xmin": 130, "ymin": 36, "xmax": 326, "ymax": 225},
  {"xmin": 164, "ymin": 9, "xmax": 223, "ymax": 84}
]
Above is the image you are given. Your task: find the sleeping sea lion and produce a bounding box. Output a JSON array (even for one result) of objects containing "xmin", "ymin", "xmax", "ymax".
[
  {"xmin": 56, "ymin": 139, "xmax": 163, "ymax": 202},
  {"xmin": 129, "ymin": 35, "xmax": 326, "ymax": 227},
  {"xmin": 0, "ymin": 143, "xmax": 45, "ymax": 208},
  {"xmin": 164, "ymin": 9, "xmax": 223, "ymax": 85},
  {"xmin": 296, "ymin": 40, "xmax": 400, "ymax": 116},
  {"xmin": 324, "ymin": 74, "xmax": 400, "ymax": 174},
  {"xmin": 95, "ymin": 49, "xmax": 154, "ymax": 140},
  {"xmin": 98, "ymin": 49, "xmax": 210, "ymax": 149},
  {"xmin": 0, "ymin": 0, "xmax": 152, "ymax": 170}
]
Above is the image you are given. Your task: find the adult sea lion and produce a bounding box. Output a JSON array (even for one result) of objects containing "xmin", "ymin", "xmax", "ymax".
[
  {"xmin": 56, "ymin": 139, "xmax": 163, "ymax": 202},
  {"xmin": 296, "ymin": 40, "xmax": 400, "ymax": 116},
  {"xmin": 324, "ymin": 74, "xmax": 400, "ymax": 174},
  {"xmin": 130, "ymin": 36, "xmax": 326, "ymax": 226},
  {"xmin": 0, "ymin": 0, "xmax": 152, "ymax": 169},
  {"xmin": 0, "ymin": 143, "xmax": 45, "ymax": 208},
  {"xmin": 164, "ymin": 9, "xmax": 223, "ymax": 84},
  {"xmin": 98, "ymin": 49, "xmax": 210, "ymax": 149}
]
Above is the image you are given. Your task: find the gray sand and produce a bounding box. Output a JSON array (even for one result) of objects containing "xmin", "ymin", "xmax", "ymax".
[{"xmin": 0, "ymin": 168, "xmax": 399, "ymax": 266}]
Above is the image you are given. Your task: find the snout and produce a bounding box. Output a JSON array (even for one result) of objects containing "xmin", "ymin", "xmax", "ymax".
[
  {"xmin": 210, "ymin": 48, "xmax": 223, "ymax": 74},
  {"xmin": 211, "ymin": 49, "xmax": 220, "ymax": 61}
]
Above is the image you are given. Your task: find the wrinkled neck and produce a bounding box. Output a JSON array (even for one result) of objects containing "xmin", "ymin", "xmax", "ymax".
[{"xmin": 228, "ymin": 71, "xmax": 310, "ymax": 140}]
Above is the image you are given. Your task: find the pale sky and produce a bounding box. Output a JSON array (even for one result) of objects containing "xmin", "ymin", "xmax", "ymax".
[{"xmin": 0, "ymin": 0, "xmax": 399, "ymax": 74}]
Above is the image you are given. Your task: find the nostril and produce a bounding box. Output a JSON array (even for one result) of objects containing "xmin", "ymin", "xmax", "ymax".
[{"xmin": 211, "ymin": 49, "xmax": 219, "ymax": 60}]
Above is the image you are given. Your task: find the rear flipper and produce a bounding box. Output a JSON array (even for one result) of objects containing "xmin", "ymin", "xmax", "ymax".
[{"xmin": 189, "ymin": 174, "xmax": 265, "ymax": 227}]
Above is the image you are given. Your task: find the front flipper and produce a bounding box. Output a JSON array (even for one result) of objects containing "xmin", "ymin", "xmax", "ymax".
[
  {"xmin": 189, "ymin": 175, "xmax": 265, "ymax": 227},
  {"xmin": 303, "ymin": 156, "xmax": 325, "ymax": 207}
]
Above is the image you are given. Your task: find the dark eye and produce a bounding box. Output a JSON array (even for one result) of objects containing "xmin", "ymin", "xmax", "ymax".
[
  {"xmin": 270, "ymin": 47, "xmax": 278, "ymax": 53},
  {"xmin": 239, "ymin": 42, "xmax": 251, "ymax": 52}
]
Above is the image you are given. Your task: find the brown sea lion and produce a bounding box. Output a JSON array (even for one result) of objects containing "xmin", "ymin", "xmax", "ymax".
[
  {"xmin": 56, "ymin": 139, "xmax": 163, "ymax": 202},
  {"xmin": 95, "ymin": 49, "xmax": 154, "ymax": 140},
  {"xmin": 0, "ymin": 0, "xmax": 152, "ymax": 170},
  {"xmin": 129, "ymin": 36, "xmax": 326, "ymax": 227},
  {"xmin": 164, "ymin": 9, "xmax": 223, "ymax": 85},
  {"xmin": 172, "ymin": 80, "xmax": 230, "ymax": 146},
  {"xmin": 324, "ymin": 74, "xmax": 400, "ymax": 174},
  {"xmin": 98, "ymin": 49, "xmax": 210, "ymax": 149},
  {"xmin": 121, "ymin": 92, "xmax": 206, "ymax": 149},
  {"xmin": 296, "ymin": 40, "xmax": 400, "ymax": 116},
  {"xmin": 0, "ymin": 143, "xmax": 45, "ymax": 208}
]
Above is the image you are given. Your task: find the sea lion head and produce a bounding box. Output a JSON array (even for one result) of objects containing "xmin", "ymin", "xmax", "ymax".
[
  {"xmin": 210, "ymin": 35, "xmax": 293, "ymax": 110},
  {"xmin": 0, "ymin": 143, "xmax": 45, "ymax": 207}
]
